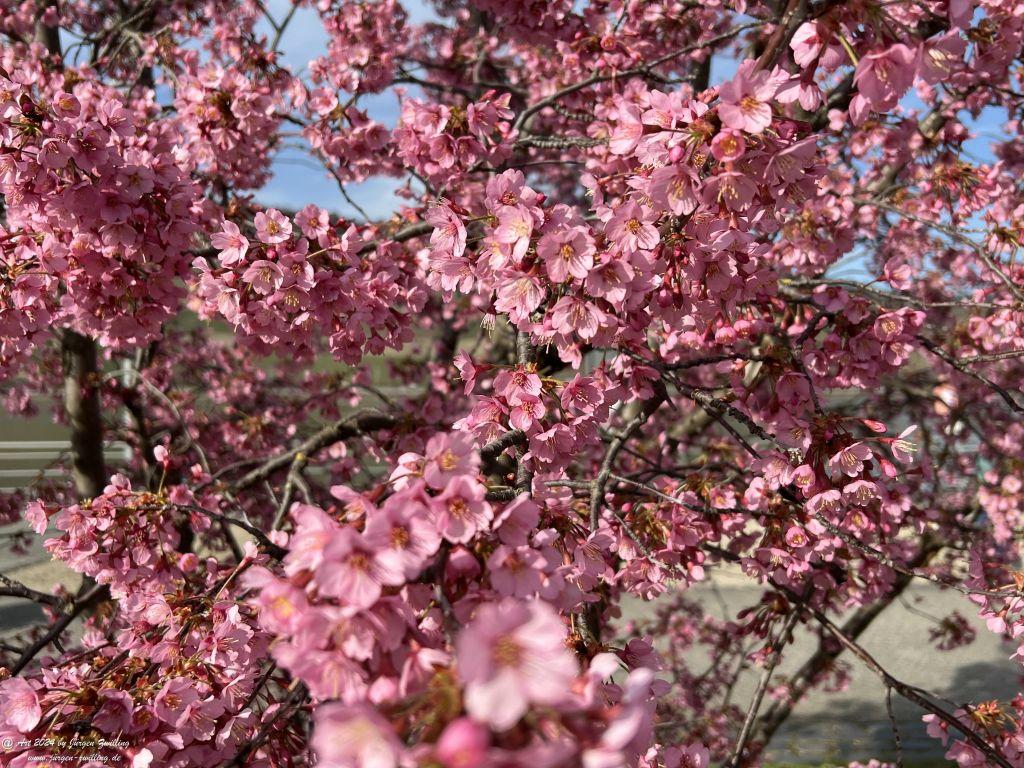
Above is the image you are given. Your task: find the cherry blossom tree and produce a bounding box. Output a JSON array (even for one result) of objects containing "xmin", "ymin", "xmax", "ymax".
[{"xmin": 3, "ymin": 0, "xmax": 1024, "ymax": 766}]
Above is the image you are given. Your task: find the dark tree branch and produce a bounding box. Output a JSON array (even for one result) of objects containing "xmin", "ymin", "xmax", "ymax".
[
  {"xmin": 11, "ymin": 583, "xmax": 109, "ymax": 676},
  {"xmin": 232, "ymin": 411, "xmax": 398, "ymax": 491},
  {"xmin": 0, "ymin": 573, "xmax": 61, "ymax": 606},
  {"xmin": 811, "ymin": 607, "xmax": 1013, "ymax": 768}
]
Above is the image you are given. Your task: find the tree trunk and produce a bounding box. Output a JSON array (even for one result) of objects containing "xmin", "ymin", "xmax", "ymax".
[{"xmin": 61, "ymin": 330, "xmax": 106, "ymax": 499}]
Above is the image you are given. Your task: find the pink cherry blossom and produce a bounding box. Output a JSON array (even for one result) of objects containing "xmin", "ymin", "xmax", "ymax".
[
  {"xmin": 423, "ymin": 432, "xmax": 480, "ymax": 490},
  {"xmin": 210, "ymin": 221, "xmax": 249, "ymax": 265},
  {"xmin": 313, "ymin": 703, "xmax": 402, "ymax": 768},
  {"xmin": 829, "ymin": 442, "xmax": 873, "ymax": 478},
  {"xmin": 318, "ymin": 526, "xmax": 404, "ymax": 608},
  {"xmin": 0, "ymin": 677, "xmax": 41, "ymax": 733},
  {"xmin": 456, "ymin": 599, "xmax": 578, "ymax": 729},
  {"xmin": 890, "ymin": 426, "xmax": 919, "ymax": 464},
  {"xmin": 427, "ymin": 203, "xmax": 468, "ymax": 260},
  {"xmin": 790, "ymin": 21, "xmax": 826, "ymax": 67},
  {"xmin": 435, "ymin": 717, "xmax": 490, "ymax": 768},
  {"xmin": 537, "ymin": 226, "xmax": 596, "ymax": 282},
  {"xmin": 605, "ymin": 203, "xmax": 659, "ymax": 253},
  {"xmin": 717, "ymin": 60, "xmax": 779, "ymax": 134},
  {"xmin": 852, "ymin": 44, "xmax": 917, "ymax": 111},
  {"xmin": 433, "ymin": 476, "xmax": 493, "ymax": 543},
  {"xmin": 711, "ymin": 130, "xmax": 746, "ymax": 163},
  {"xmin": 254, "ymin": 209, "xmax": 293, "ymax": 244}
]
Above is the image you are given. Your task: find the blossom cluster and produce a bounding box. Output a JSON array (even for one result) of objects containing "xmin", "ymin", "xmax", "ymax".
[
  {"xmin": 173, "ymin": 59, "xmax": 283, "ymax": 190},
  {"xmin": 241, "ymin": 433, "xmax": 679, "ymax": 766},
  {"xmin": 31, "ymin": 474, "xmax": 207, "ymax": 598},
  {"xmin": 0, "ymin": 587, "xmax": 275, "ymax": 767},
  {"xmin": 195, "ymin": 205, "xmax": 426, "ymax": 363},
  {"xmin": 394, "ymin": 90, "xmax": 514, "ymax": 185},
  {"xmin": 0, "ymin": 59, "xmax": 200, "ymax": 367}
]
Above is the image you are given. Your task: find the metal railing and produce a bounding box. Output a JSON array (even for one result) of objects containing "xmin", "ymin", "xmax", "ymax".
[{"xmin": 0, "ymin": 440, "xmax": 129, "ymax": 494}]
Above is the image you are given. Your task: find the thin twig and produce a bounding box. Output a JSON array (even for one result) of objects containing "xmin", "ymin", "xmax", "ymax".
[
  {"xmin": 271, "ymin": 453, "xmax": 309, "ymax": 529},
  {"xmin": 177, "ymin": 504, "xmax": 287, "ymax": 560},
  {"xmin": 917, "ymin": 335, "xmax": 1024, "ymax": 415},
  {"xmin": 887, "ymin": 685, "xmax": 905, "ymax": 768},
  {"xmin": 727, "ymin": 603, "xmax": 803, "ymax": 767}
]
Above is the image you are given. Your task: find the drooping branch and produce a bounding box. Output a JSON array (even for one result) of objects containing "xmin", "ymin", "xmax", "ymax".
[
  {"xmin": 750, "ymin": 544, "xmax": 940, "ymax": 750},
  {"xmin": 810, "ymin": 607, "xmax": 1013, "ymax": 768}
]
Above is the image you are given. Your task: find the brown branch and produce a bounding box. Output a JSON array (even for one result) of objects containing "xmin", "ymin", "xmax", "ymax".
[
  {"xmin": 514, "ymin": 331, "xmax": 537, "ymax": 495},
  {"xmin": 10, "ymin": 583, "xmax": 109, "ymax": 676},
  {"xmin": 0, "ymin": 573, "xmax": 61, "ymax": 606},
  {"xmin": 480, "ymin": 429, "xmax": 527, "ymax": 461},
  {"xmin": 713, "ymin": 543, "xmax": 1007, "ymax": 766},
  {"xmin": 752, "ymin": 0, "xmax": 806, "ymax": 72},
  {"xmin": 750, "ymin": 544, "xmax": 939, "ymax": 749},
  {"xmin": 357, "ymin": 221, "xmax": 433, "ymax": 255},
  {"xmin": 886, "ymin": 685, "xmax": 905, "ymax": 768},
  {"xmin": 811, "ymin": 607, "xmax": 1013, "ymax": 768},
  {"xmin": 665, "ymin": 353, "xmax": 765, "ymax": 370},
  {"xmin": 578, "ymin": 383, "xmax": 666, "ymax": 651},
  {"xmin": 34, "ymin": 0, "xmax": 62, "ymax": 61},
  {"xmin": 807, "ymin": 509, "xmax": 1013, "ymax": 598},
  {"xmin": 727, "ymin": 599, "xmax": 804, "ymax": 767},
  {"xmin": 232, "ymin": 411, "xmax": 397, "ymax": 491},
  {"xmin": 666, "ymin": 375, "xmax": 772, "ymax": 457},
  {"xmin": 177, "ymin": 504, "xmax": 288, "ymax": 560}
]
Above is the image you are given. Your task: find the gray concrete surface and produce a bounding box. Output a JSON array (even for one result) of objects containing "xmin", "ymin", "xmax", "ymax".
[{"xmin": 621, "ymin": 572, "xmax": 1020, "ymax": 764}]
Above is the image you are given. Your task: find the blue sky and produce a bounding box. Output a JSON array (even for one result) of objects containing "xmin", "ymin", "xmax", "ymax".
[
  {"xmin": 253, "ymin": 4, "xmax": 1009, "ymax": 227},
  {"xmin": 253, "ymin": 0, "xmax": 434, "ymax": 220}
]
